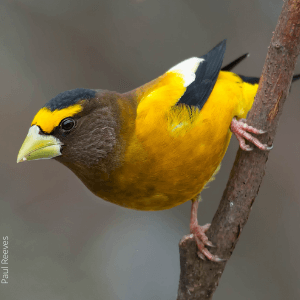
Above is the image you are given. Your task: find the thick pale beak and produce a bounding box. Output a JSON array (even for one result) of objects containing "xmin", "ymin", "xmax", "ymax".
[{"xmin": 17, "ymin": 125, "xmax": 63, "ymax": 163}]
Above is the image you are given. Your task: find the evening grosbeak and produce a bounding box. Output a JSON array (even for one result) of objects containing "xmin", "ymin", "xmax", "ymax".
[{"xmin": 17, "ymin": 40, "xmax": 300, "ymax": 261}]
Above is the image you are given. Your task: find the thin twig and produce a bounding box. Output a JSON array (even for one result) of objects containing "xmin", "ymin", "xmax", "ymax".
[{"xmin": 177, "ymin": 1, "xmax": 300, "ymax": 299}]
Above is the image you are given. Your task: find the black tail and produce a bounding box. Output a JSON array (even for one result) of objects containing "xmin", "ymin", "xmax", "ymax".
[
  {"xmin": 292, "ymin": 74, "xmax": 300, "ymax": 82},
  {"xmin": 240, "ymin": 74, "xmax": 300, "ymax": 85},
  {"xmin": 222, "ymin": 54, "xmax": 300, "ymax": 84},
  {"xmin": 221, "ymin": 53, "xmax": 249, "ymax": 71}
]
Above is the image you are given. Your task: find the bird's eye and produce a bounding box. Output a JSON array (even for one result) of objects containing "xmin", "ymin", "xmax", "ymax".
[{"xmin": 60, "ymin": 118, "xmax": 76, "ymax": 132}]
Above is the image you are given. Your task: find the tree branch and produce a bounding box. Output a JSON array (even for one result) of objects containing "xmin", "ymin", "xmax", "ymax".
[{"xmin": 177, "ymin": 1, "xmax": 300, "ymax": 299}]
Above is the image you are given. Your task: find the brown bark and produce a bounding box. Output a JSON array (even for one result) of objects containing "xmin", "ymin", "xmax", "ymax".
[{"xmin": 177, "ymin": 1, "xmax": 300, "ymax": 299}]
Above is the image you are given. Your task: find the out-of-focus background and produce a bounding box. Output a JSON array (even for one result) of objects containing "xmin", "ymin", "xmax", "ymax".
[{"xmin": 1, "ymin": 0, "xmax": 300, "ymax": 299}]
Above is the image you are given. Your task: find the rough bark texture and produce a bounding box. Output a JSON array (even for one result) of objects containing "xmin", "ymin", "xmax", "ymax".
[{"xmin": 177, "ymin": 1, "xmax": 300, "ymax": 299}]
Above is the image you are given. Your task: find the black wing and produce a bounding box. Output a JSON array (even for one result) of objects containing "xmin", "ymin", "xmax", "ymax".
[{"xmin": 176, "ymin": 40, "xmax": 226, "ymax": 111}]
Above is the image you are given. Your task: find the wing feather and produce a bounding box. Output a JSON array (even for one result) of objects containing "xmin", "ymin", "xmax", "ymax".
[{"xmin": 176, "ymin": 40, "xmax": 226, "ymax": 110}]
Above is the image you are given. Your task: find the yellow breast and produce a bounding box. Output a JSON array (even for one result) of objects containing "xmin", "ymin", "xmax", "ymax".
[{"xmin": 97, "ymin": 71, "xmax": 258, "ymax": 210}]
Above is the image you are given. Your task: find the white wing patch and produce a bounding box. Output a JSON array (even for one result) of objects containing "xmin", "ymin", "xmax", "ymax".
[{"xmin": 168, "ymin": 57, "xmax": 204, "ymax": 87}]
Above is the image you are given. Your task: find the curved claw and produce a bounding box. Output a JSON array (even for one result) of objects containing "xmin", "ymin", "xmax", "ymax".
[
  {"xmin": 258, "ymin": 130, "xmax": 266, "ymax": 134},
  {"xmin": 265, "ymin": 144, "xmax": 273, "ymax": 150},
  {"xmin": 190, "ymin": 201, "xmax": 224, "ymax": 262},
  {"xmin": 197, "ymin": 252, "xmax": 206, "ymax": 260},
  {"xmin": 198, "ymin": 250, "xmax": 225, "ymax": 262},
  {"xmin": 192, "ymin": 227, "xmax": 223, "ymax": 261},
  {"xmin": 205, "ymin": 241, "xmax": 215, "ymax": 247},
  {"xmin": 201, "ymin": 223, "xmax": 211, "ymax": 232},
  {"xmin": 212, "ymin": 256, "xmax": 227, "ymax": 263},
  {"xmin": 200, "ymin": 247, "xmax": 226, "ymax": 262},
  {"xmin": 231, "ymin": 118, "xmax": 272, "ymax": 151},
  {"xmin": 244, "ymin": 145, "xmax": 254, "ymax": 151}
]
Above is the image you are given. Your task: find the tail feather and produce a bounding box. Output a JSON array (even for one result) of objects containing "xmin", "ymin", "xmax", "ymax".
[
  {"xmin": 222, "ymin": 53, "xmax": 300, "ymax": 84},
  {"xmin": 240, "ymin": 74, "xmax": 300, "ymax": 85},
  {"xmin": 239, "ymin": 75, "xmax": 259, "ymax": 84},
  {"xmin": 222, "ymin": 53, "xmax": 249, "ymax": 71},
  {"xmin": 292, "ymin": 74, "xmax": 300, "ymax": 82}
]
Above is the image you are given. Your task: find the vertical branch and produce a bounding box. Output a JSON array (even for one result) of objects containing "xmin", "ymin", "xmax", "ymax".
[{"xmin": 177, "ymin": 1, "xmax": 300, "ymax": 299}]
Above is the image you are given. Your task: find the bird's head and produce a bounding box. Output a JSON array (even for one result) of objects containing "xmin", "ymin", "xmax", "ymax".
[{"xmin": 17, "ymin": 88, "xmax": 120, "ymax": 168}]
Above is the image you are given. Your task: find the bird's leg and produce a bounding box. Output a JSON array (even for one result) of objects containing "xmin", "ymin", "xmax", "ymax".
[
  {"xmin": 190, "ymin": 198, "xmax": 223, "ymax": 262},
  {"xmin": 230, "ymin": 117, "xmax": 273, "ymax": 151}
]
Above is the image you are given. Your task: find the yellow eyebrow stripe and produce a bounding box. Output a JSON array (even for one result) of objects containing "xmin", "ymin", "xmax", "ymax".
[{"xmin": 31, "ymin": 104, "xmax": 83, "ymax": 133}]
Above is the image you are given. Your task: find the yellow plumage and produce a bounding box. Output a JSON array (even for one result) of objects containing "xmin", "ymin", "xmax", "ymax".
[
  {"xmin": 97, "ymin": 71, "xmax": 258, "ymax": 210},
  {"xmin": 18, "ymin": 40, "xmax": 294, "ymax": 261},
  {"xmin": 31, "ymin": 103, "xmax": 83, "ymax": 133}
]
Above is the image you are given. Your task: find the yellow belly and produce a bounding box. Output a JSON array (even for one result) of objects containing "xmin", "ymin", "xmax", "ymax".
[{"xmin": 96, "ymin": 72, "xmax": 257, "ymax": 210}]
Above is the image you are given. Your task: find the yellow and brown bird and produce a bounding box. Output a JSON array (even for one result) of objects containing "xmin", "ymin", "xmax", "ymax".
[{"xmin": 17, "ymin": 40, "xmax": 300, "ymax": 261}]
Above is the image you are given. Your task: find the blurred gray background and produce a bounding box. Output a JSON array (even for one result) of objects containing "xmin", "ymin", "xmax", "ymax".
[{"xmin": 1, "ymin": 0, "xmax": 300, "ymax": 299}]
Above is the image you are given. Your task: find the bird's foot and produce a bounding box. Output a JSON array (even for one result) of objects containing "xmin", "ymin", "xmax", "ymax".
[
  {"xmin": 230, "ymin": 117, "xmax": 273, "ymax": 151},
  {"xmin": 190, "ymin": 223, "xmax": 224, "ymax": 262}
]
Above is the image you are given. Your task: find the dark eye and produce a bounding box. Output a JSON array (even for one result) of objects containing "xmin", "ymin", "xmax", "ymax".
[{"xmin": 60, "ymin": 118, "xmax": 76, "ymax": 132}]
